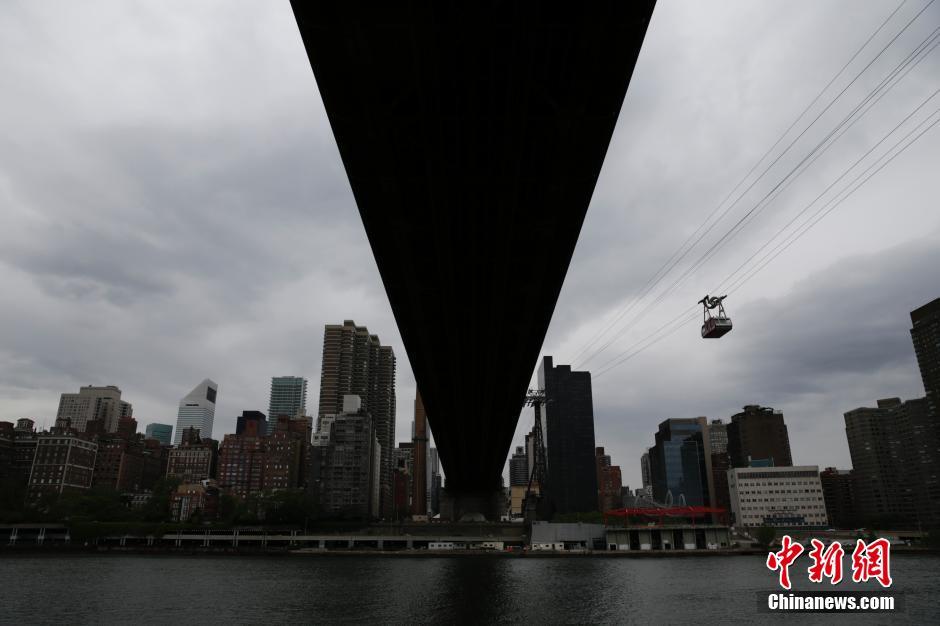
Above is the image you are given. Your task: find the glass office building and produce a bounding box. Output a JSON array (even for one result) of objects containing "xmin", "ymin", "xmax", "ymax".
[{"xmin": 649, "ymin": 417, "xmax": 711, "ymax": 507}]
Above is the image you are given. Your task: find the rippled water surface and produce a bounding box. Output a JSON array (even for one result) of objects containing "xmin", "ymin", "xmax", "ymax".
[{"xmin": 1, "ymin": 553, "xmax": 937, "ymax": 624}]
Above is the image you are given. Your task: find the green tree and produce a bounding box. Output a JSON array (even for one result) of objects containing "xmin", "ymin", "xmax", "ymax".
[
  {"xmin": 261, "ymin": 489, "xmax": 318, "ymax": 525},
  {"xmin": 140, "ymin": 476, "xmax": 181, "ymax": 522},
  {"xmin": 218, "ymin": 493, "xmax": 241, "ymax": 525},
  {"xmin": 46, "ymin": 487, "xmax": 134, "ymax": 522}
]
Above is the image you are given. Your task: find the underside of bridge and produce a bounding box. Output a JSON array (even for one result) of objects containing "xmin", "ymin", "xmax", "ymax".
[{"xmin": 291, "ymin": 1, "xmax": 656, "ymax": 511}]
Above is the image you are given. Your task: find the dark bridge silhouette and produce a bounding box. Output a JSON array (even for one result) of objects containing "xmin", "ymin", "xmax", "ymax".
[{"xmin": 291, "ymin": 1, "xmax": 656, "ymax": 515}]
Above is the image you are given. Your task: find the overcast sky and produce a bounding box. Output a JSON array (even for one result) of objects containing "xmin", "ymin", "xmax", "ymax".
[{"xmin": 2, "ymin": 1, "xmax": 938, "ymax": 490}]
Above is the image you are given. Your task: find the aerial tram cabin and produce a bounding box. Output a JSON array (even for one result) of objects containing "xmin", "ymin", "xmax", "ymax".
[{"xmin": 699, "ymin": 294, "xmax": 732, "ymax": 338}]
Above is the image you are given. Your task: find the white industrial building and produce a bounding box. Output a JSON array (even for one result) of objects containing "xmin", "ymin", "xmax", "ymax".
[{"xmin": 727, "ymin": 465, "xmax": 828, "ymax": 528}]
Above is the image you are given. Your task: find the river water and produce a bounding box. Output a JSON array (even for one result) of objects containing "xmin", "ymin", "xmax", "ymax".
[{"xmin": 0, "ymin": 554, "xmax": 937, "ymax": 623}]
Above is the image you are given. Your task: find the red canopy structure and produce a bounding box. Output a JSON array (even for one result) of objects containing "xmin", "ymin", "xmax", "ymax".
[{"xmin": 603, "ymin": 506, "xmax": 727, "ymax": 526}]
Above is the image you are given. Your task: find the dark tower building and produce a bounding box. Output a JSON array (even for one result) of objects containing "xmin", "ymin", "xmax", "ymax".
[
  {"xmin": 640, "ymin": 450, "xmax": 651, "ymax": 492},
  {"xmin": 846, "ymin": 396, "xmax": 936, "ymax": 527},
  {"xmin": 236, "ymin": 411, "xmax": 267, "ymax": 436},
  {"xmin": 539, "ymin": 356, "xmax": 597, "ymax": 514},
  {"xmin": 648, "ymin": 418, "xmax": 712, "ymax": 507},
  {"xmin": 899, "ymin": 396, "xmax": 940, "ymax": 524},
  {"xmin": 727, "ymin": 405, "xmax": 792, "ymax": 468},
  {"xmin": 411, "ymin": 391, "xmax": 428, "ymax": 517},
  {"xmin": 820, "ymin": 467, "xmax": 858, "ymax": 529},
  {"xmin": 707, "ymin": 419, "xmax": 731, "ymax": 517},
  {"xmin": 317, "ymin": 321, "xmax": 396, "ymax": 516},
  {"xmin": 844, "ymin": 398, "xmax": 924, "ymax": 526},
  {"xmin": 909, "ymin": 298, "xmax": 940, "ymax": 523},
  {"xmin": 911, "ymin": 297, "xmax": 940, "ymax": 418}
]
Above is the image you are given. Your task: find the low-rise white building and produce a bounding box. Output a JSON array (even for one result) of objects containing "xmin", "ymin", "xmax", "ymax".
[{"xmin": 728, "ymin": 465, "xmax": 827, "ymax": 528}]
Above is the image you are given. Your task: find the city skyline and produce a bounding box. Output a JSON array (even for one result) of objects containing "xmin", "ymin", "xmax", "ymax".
[
  {"xmin": 2, "ymin": 1, "xmax": 940, "ymax": 492},
  {"xmin": 2, "ymin": 293, "xmax": 935, "ymax": 489}
]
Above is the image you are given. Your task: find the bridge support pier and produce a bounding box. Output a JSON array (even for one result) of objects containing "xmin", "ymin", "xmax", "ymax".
[{"xmin": 439, "ymin": 489, "xmax": 504, "ymax": 522}]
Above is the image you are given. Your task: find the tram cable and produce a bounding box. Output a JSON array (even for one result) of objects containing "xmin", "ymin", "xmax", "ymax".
[
  {"xmin": 568, "ymin": 0, "xmax": 926, "ymax": 367},
  {"xmin": 575, "ymin": 17, "xmax": 940, "ymax": 369},
  {"xmin": 715, "ymin": 88, "xmax": 940, "ymax": 299},
  {"xmin": 591, "ymin": 97, "xmax": 940, "ymax": 379}
]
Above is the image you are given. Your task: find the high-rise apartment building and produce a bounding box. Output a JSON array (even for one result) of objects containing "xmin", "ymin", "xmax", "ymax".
[
  {"xmin": 262, "ymin": 416, "xmax": 309, "ymax": 492},
  {"xmin": 217, "ymin": 418, "xmax": 266, "ymax": 499},
  {"xmin": 708, "ymin": 419, "xmax": 728, "ymax": 454},
  {"xmin": 648, "ymin": 418, "xmax": 713, "ymax": 507},
  {"xmin": 166, "ymin": 427, "xmax": 218, "ymax": 483},
  {"xmin": 844, "ymin": 397, "xmax": 929, "ymax": 526},
  {"xmin": 595, "ymin": 447, "xmax": 623, "ymax": 512},
  {"xmin": 911, "ymin": 297, "xmax": 940, "ymax": 418},
  {"xmin": 539, "ymin": 356, "xmax": 597, "ymax": 514},
  {"xmin": 309, "ymin": 395, "xmax": 381, "ymax": 519},
  {"xmin": 525, "ymin": 430, "xmax": 537, "ymax": 482},
  {"xmin": 392, "ymin": 442, "xmax": 414, "ymax": 520},
  {"xmin": 218, "ymin": 413, "xmax": 311, "ymax": 499},
  {"xmin": 896, "ymin": 397, "xmax": 940, "ymax": 524},
  {"xmin": 508, "ymin": 445, "xmax": 529, "ymax": 517},
  {"xmin": 145, "ymin": 423, "xmax": 173, "ymax": 446},
  {"xmin": 173, "ymin": 379, "xmax": 218, "ymax": 445},
  {"xmin": 908, "ymin": 297, "xmax": 940, "ymax": 523},
  {"xmin": 92, "ymin": 431, "xmax": 160, "ymax": 494},
  {"xmin": 429, "ymin": 447, "xmax": 441, "ymax": 515},
  {"xmin": 707, "ymin": 419, "xmax": 731, "ymax": 517},
  {"xmin": 509, "ymin": 446, "xmax": 528, "ymax": 487},
  {"xmin": 56, "ymin": 385, "xmax": 132, "ymax": 433},
  {"xmin": 727, "ymin": 405, "xmax": 792, "ymax": 468},
  {"xmin": 27, "ymin": 426, "xmax": 98, "ymax": 501},
  {"xmin": 317, "ymin": 321, "xmax": 396, "ymax": 515},
  {"xmin": 267, "ymin": 376, "xmax": 308, "ymax": 434}
]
